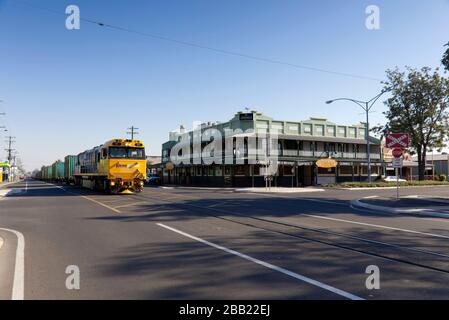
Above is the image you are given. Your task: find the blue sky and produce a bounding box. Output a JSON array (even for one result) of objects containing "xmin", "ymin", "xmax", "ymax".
[{"xmin": 1, "ymin": 0, "xmax": 449, "ymax": 170}]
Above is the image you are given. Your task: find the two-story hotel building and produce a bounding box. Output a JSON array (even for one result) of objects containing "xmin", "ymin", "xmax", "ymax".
[{"xmin": 161, "ymin": 111, "xmax": 382, "ymax": 187}]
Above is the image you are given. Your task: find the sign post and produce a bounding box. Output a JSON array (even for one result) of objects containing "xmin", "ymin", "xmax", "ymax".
[
  {"xmin": 392, "ymin": 156, "xmax": 404, "ymax": 200},
  {"xmin": 396, "ymin": 167, "xmax": 399, "ymax": 200},
  {"xmin": 388, "ymin": 133, "xmax": 408, "ymax": 201},
  {"xmin": 391, "ymin": 151, "xmax": 402, "ymax": 200}
]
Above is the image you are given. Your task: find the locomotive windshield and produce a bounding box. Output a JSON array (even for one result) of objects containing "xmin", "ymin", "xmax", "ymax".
[{"xmin": 109, "ymin": 147, "xmax": 145, "ymax": 159}]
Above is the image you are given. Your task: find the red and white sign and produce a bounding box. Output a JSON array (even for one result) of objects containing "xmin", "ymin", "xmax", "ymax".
[
  {"xmin": 386, "ymin": 133, "xmax": 409, "ymax": 149},
  {"xmin": 392, "ymin": 148, "xmax": 403, "ymax": 158}
]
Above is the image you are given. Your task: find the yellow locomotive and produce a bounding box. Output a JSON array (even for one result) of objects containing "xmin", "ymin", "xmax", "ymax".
[{"xmin": 74, "ymin": 139, "xmax": 147, "ymax": 193}]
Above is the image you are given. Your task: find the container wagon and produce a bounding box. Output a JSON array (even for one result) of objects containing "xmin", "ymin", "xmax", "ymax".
[
  {"xmin": 42, "ymin": 165, "xmax": 53, "ymax": 181},
  {"xmin": 64, "ymin": 155, "xmax": 77, "ymax": 184},
  {"xmin": 51, "ymin": 160, "xmax": 65, "ymax": 182}
]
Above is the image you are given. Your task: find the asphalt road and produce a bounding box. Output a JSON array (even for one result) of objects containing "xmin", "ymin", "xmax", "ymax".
[{"xmin": 2, "ymin": 180, "xmax": 449, "ymax": 299}]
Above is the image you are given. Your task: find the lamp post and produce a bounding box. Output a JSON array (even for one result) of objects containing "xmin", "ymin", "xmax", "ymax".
[{"xmin": 326, "ymin": 90, "xmax": 389, "ymax": 183}]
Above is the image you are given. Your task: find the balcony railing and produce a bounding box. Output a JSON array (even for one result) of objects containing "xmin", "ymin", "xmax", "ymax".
[
  {"xmin": 281, "ymin": 150, "xmax": 380, "ymax": 160},
  {"xmin": 166, "ymin": 150, "xmax": 381, "ymax": 163}
]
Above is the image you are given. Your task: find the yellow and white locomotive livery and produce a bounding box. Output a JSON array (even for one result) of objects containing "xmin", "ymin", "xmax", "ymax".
[{"xmin": 74, "ymin": 139, "xmax": 147, "ymax": 193}]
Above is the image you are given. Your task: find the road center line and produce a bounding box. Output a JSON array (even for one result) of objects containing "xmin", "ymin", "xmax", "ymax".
[
  {"xmin": 0, "ymin": 227, "xmax": 25, "ymax": 300},
  {"xmin": 80, "ymin": 195, "xmax": 122, "ymax": 213},
  {"xmin": 157, "ymin": 223, "xmax": 364, "ymax": 300},
  {"xmin": 54, "ymin": 185, "xmax": 122, "ymax": 214}
]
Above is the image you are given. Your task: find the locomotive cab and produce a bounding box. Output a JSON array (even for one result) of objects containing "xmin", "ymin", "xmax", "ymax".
[{"xmin": 74, "ymin": 139, "xmax": 147, "ymax": 194}]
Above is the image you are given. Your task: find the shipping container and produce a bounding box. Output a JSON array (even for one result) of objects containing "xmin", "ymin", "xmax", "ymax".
[
  {"xmin": 64, "ymin": 155, "xmax": 77, "ymax": 183},
  {"xmin": 41, "ymin": 165, "xmax": 53, "ymax": 181},
  {"xmin": 51, "ymin": 161, "xmax": 65, "ymax": 181}
]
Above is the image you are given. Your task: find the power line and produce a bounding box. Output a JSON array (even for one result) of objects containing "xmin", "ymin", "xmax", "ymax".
[{"xmin": 11, "ymin": 0, "xmax": 382, "ymax": 82}]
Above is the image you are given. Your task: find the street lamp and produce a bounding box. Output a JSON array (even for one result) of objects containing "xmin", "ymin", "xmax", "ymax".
[{"xmin": 326, "ymin": 90, "xmax": 389, "ymax": 183}]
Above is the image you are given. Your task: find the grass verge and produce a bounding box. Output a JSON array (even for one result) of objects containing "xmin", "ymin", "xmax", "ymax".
[{"xmin": 322, "ymin": 181, "xmax": 449, "ymax": 188}]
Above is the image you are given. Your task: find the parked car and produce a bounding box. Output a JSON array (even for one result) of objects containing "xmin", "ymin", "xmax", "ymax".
[
  {"xmin": 383, "ymin": 176, "xmax": 406, "ymax": 182},
  {"xmin": 146, "ymin": 173, "xmax": 161, "ymax": 185}
]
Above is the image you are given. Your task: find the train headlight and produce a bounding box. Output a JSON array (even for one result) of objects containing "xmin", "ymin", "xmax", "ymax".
[
  {"xmin": 110, "ymin": 181, "xmax": 116, "ymax": 186},
  {"xmin": 140, "ymin": 181, "xmax": 144, "ymax": 186}
]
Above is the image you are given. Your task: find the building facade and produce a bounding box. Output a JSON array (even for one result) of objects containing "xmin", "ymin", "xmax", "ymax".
[{"xmin": 161, "ymin": 111, "xmax": 382, "ymax": 187}]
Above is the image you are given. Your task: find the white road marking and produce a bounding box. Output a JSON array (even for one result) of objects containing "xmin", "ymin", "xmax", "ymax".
[
  {"xmin": 303, "ymin": 214, "xmax": 449, "ymax": 240},
  {"xmin": 157, "ymin": 223, "xmax": 364, "ymax": 300},
  {"xmin": 151, "ymin": 188, "xmax": 449, "ymax": 239},
  {"xmin": 54, "ymin": 185, "xmax": 122, "ymax": 213},
  {"xmin": 0, "ymin": 228, "xmax": 25, "ymax": 300}
]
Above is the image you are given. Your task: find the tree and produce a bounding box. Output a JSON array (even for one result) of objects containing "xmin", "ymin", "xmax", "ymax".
[
  {"xmin": 443, "ymin": 42, "xmax": 449, "ymax": 72},
  {"xmin": 375, "ymin": 67, "xmax": 449, "ymax": 180}
]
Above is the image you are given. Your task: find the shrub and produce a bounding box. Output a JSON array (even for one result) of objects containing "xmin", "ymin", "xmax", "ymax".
[{"xmin": 322, "ymin": 180, "xmax": 449, "ymax": 188}]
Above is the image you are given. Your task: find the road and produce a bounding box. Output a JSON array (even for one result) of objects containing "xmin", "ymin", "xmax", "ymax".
[{"xmin": 1, "ymin": 180, "xmax": 449, "ymax": 299}]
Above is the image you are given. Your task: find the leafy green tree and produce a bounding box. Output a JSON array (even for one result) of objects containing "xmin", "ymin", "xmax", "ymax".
[
  {"xmin": 375, "ymin": 67, "xmax": 449, "ymax": 180},
  {"xmin": 443, "ymin": 42, "xmax": 449, "ymax": 72}
]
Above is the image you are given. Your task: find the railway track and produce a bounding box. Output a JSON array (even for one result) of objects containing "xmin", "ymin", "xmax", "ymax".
[{"xmin": 131, "ymin": 191, "xmax": 449, "ymax": 275}]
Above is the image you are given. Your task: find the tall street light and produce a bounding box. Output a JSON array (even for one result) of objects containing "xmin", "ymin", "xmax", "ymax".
[{"xmin": 326, "ymin": 90, "xmax": 389, "ymax": 183}]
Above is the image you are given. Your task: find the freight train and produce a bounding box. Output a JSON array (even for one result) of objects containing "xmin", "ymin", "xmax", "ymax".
[{"xmin": 36, "ymin": 139, "xmax": 147, "ymax": 194}]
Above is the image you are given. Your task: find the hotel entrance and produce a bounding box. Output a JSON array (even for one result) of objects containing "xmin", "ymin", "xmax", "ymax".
[{"xmin": 297, "ymin": 162, "xmax": 314, "ymax": 186}]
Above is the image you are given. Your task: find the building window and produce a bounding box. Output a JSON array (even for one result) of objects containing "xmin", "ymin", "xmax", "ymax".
[
  {"xmin": 282, "ymin": 165, "xmax": 294, "ymax": 176},
  {"xmin": 339, "ymin": 166, "xmax": 353, "ymax": 175},
  {"xmin": 303, "ymin": 124, "xmax": 312, "ymax": 134},
  {"xmin": 359, "ymin": 128, "xmax": 366, "ymax": 137},
  {"xmin": 349, "ymin": 128, "xmax": 356, "ymax": 137},
  {"xmin": 309, "ymin": 143, "xmax": 317, "ymax": 151},
  {"xmin": 234, "ymin": 165, "xmax": 248, "ymax": 176},
  {"xmin": 284, "ymin": 140, "xmax": 297, "ymax": 150},
  {"xmin": 318, "ymin": 167, "xmax": 335, "ymax": 174}
]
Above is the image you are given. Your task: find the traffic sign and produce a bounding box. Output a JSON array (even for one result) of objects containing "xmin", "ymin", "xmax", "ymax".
[
  {"xmin": 392, "ymin": 148, "xmax": 403, "ymax": 158},
  {"xmin": 386, "ymin": 133, "xmax": 409, "ymax": 149},
  {"xmin": 392, "ymin": 158, "xmax": 403, "ymax": 168}
]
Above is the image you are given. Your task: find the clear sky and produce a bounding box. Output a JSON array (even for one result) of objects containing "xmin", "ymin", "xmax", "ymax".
[{"xmin": 1, "ymin": 0, "xmax": 449, "ymax": 171}]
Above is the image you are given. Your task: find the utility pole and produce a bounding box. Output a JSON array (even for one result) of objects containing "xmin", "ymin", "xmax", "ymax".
[
  {"xmin": 127, "ymin": 126, "xmax": 139, "ymax": 140},
  {"xmin": 0, "ymin": 100, "xmax": 5, "ymax": 117},
  {"xmin": 326, "ymin": 90, "xmax": 390, "ymax": 184},
  {"xmin": 0, "ymin": 108, "xmax": 5, "ymax": 131},
  {"xmin": 1, "ymin": 101, "xmax": 6, "ymax": 133},
  {"xmin": 5, "ymin": 136, "xmax": 16, "ymax": 163}
]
